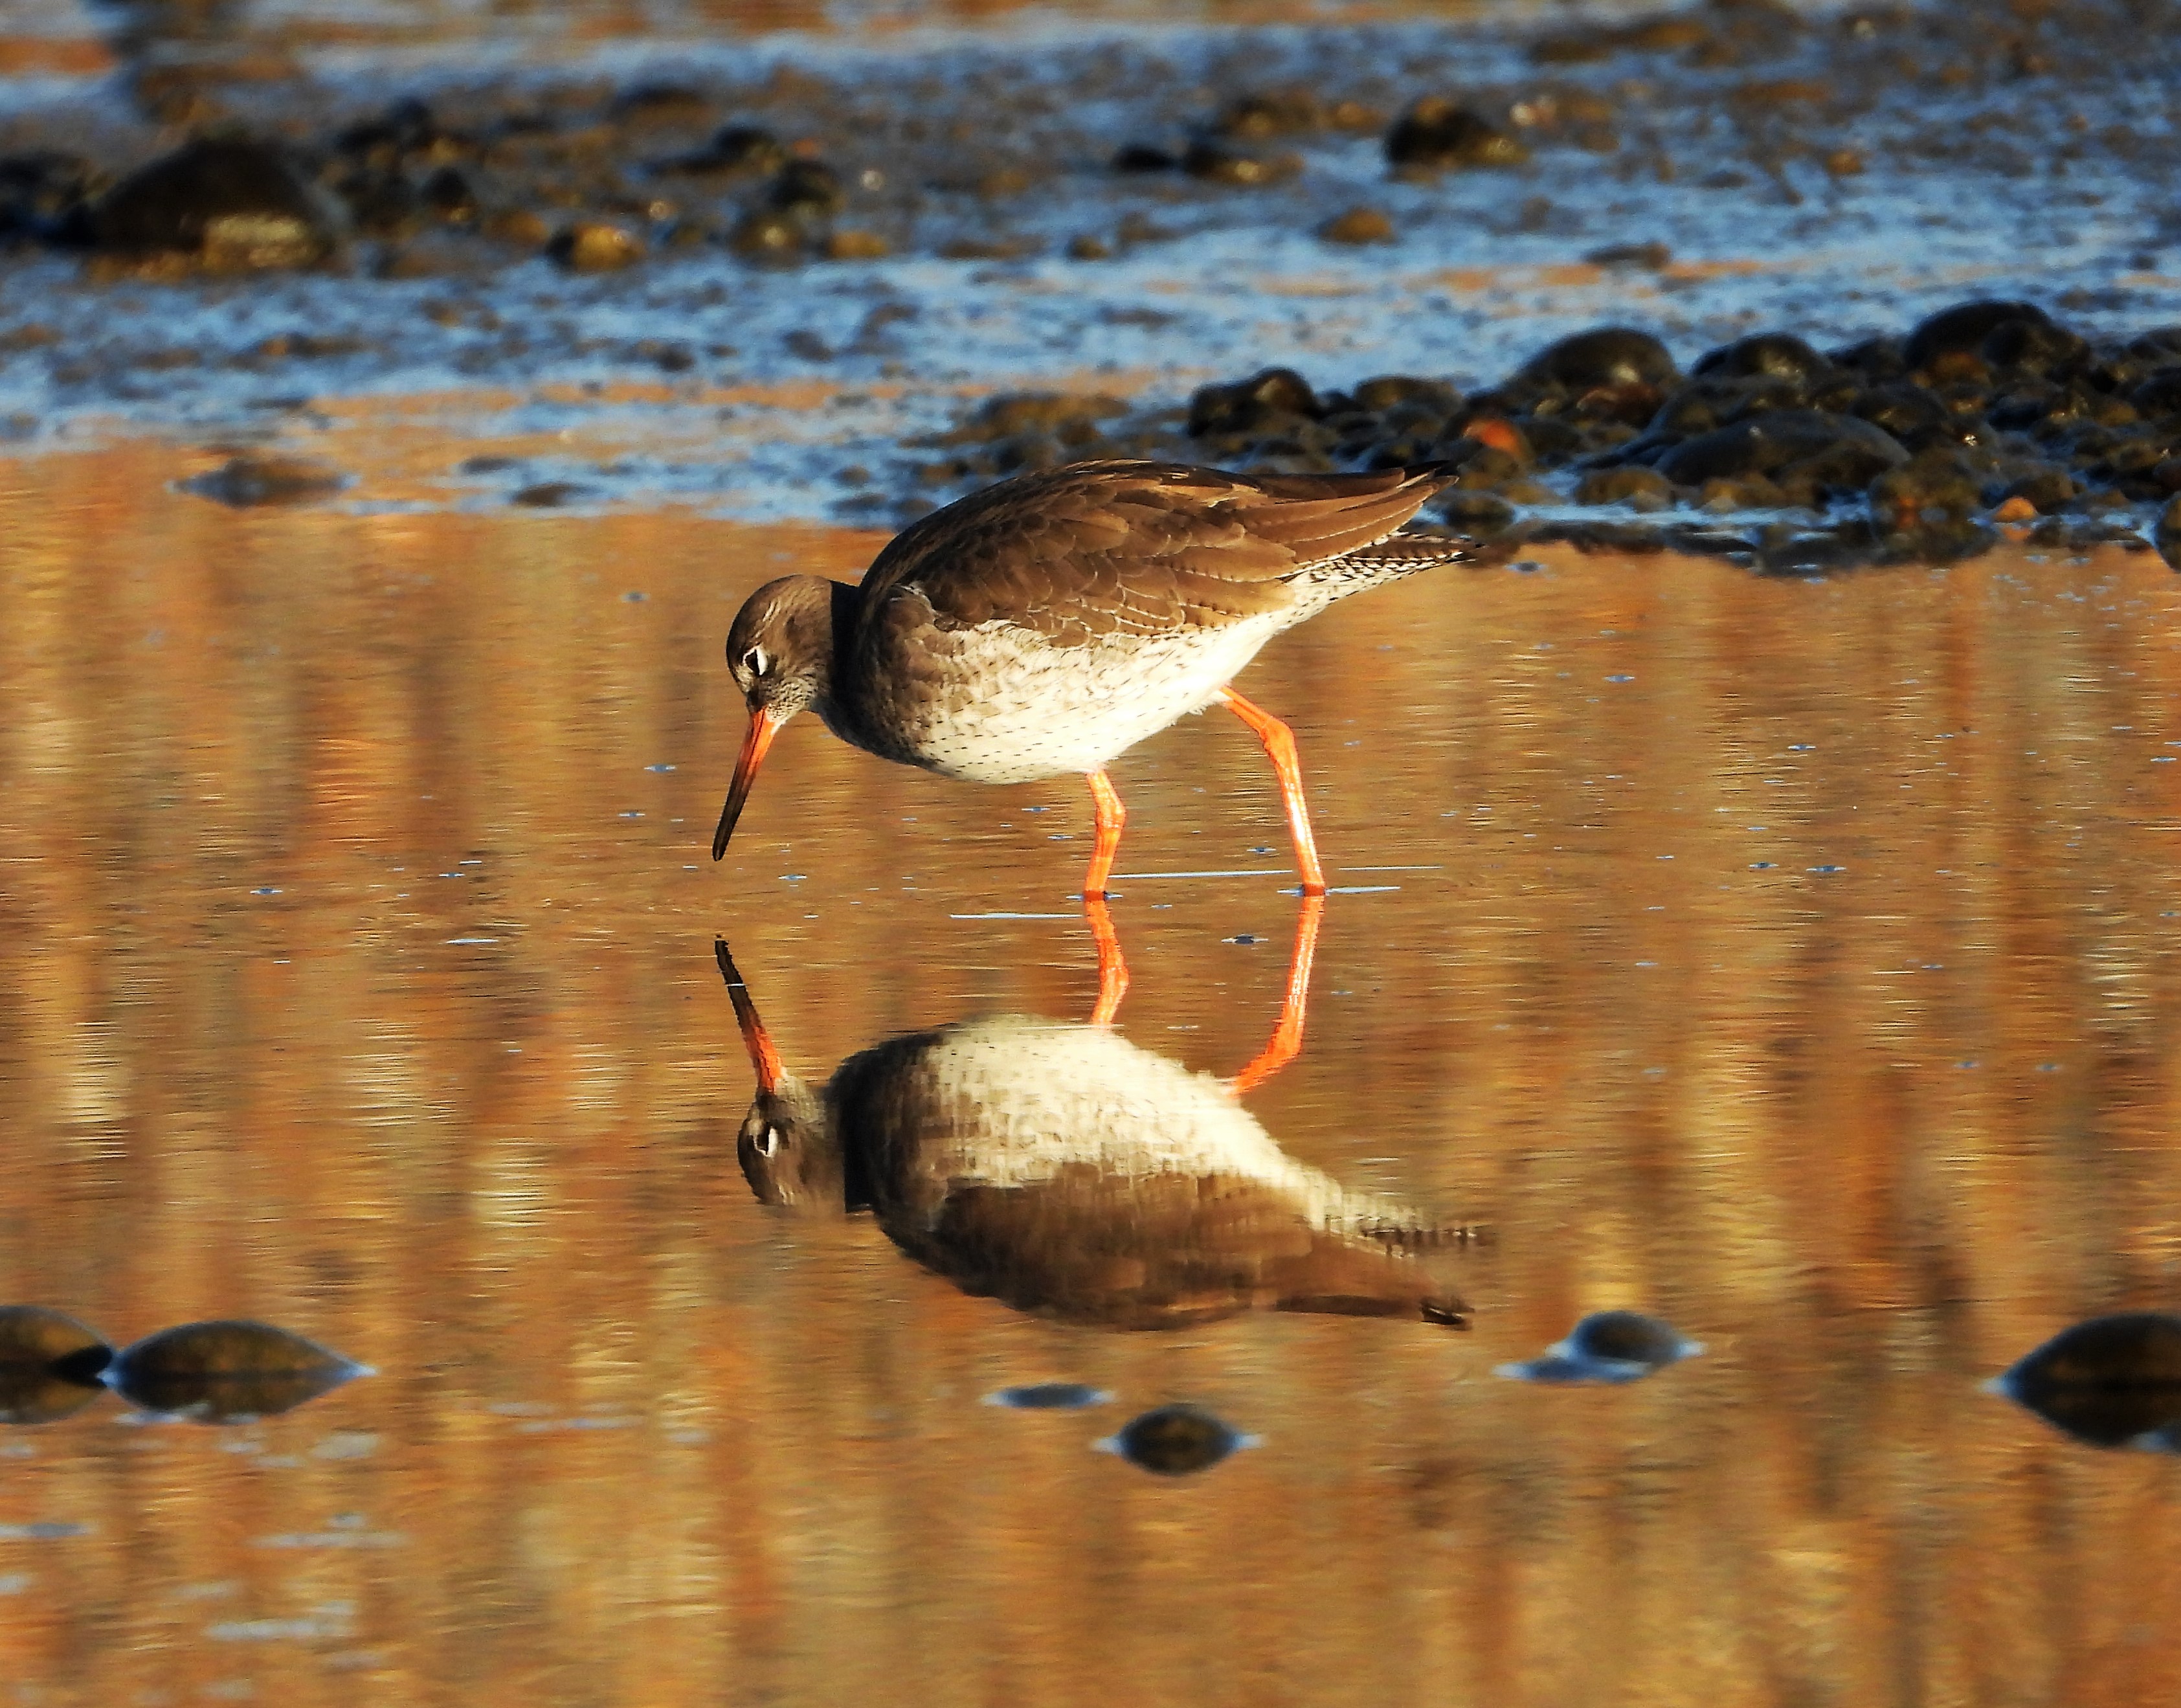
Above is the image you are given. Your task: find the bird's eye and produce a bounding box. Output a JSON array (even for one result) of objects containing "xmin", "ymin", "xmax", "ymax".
[
  {"xmin": 743, "ymin": 646, "xmax": 771, "ymax": 679},
  {"xmin": 754, "ymin": 1125, "xmax": 782, "ymax": 1158}
]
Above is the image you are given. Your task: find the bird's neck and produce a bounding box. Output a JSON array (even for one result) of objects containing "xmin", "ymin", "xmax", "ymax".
[{"xmin": 812, "ymin": 578, "xmax": 871, "ymax": 741}]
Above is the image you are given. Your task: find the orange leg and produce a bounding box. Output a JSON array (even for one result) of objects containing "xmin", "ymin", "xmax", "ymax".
[
  {"xmin": 1082, "ymin": 767, "xmax": 1128, "ymax": 899},
  {"xmin": 1216, "ymin": 688, "xmax": 1327, "ymax": 896},
  {"xmin": 1086, "ymin": 895, "xmax": 1130, "ymax": 1028},
  {"xmin": 1227, "ymin": 893, "xmax": 1326, "ymax": 1095}
]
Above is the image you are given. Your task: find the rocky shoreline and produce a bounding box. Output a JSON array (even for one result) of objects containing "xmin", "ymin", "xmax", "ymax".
[{"xmin": 905, "ymin": 299, "xmax": 2181, "ymax": 574}]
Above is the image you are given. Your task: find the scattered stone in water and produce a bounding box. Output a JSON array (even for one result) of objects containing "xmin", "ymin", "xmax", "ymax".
[
  {"xmin": 1188, "ymin": 366, "xmax": 1321, "ymax": 438},
  {"xmin": 825, "ymin": 230, "xmax": 889, "ymax": 261},
  {"xmin": 656, "ymin": 124, "xmax": 787, "ymax": 179},
  {"xmin": 1321, "ymin": 206, "xmax": 1394, "ymax": 245},
  {"xmin": 2157, "ymin": 495, "xmax": 2181, "ymax": 570},
  {"xmin": 987, "ymin": 1382, "xmax": 1111, "ymax": 1411},
  {"xmin": 769, "ymin": 159, "xmax": 846, "ymax": 216},
  {"xmin": 512, "ymin": 481, "xmax": 585, "ymax": 508},
  {"xmin": 548, "ymin": 221, "xmax": 644, "ymax": 273},
  {"xmin": 1098, "ymin": 1403, "xmax": 1255, "ymax": 1474},
  {"xmin": 727, "ymin": 208, "xmax": 807, "ymax": 263},
  {"xmin": 180, "ymin": 453, "xmax": 349, "ymax": 508},
  {"xmin": 1181, "ymin": 141, "xmax": 1300, "ymax": 186},
  {"xmin": 91, "ymin": 137, "xmax": 342, "ymax": 271},
  {"xmin": 1693, "ymin": 333, "xmax": 1833, "ymax": 381},
  {"xmin": 1994, "ymin": 1312, "xmax": 2181, "ymax": 1448},
  {"xmin": 108, "ymin": 1320, "xmax": 369, "ymax": 1424},
  {"xmin": 1517, "ymin": 326, "xmax": 1679, "ymax": 392},
  {"xmin": 1385, "ymin": 98, "xmax": 1529, "ymax": 172},
  {"xmin": 1498, "ymin": 1310, "xmax": 1704, "ymax": 1384},
  {"xmin": 1110, "ymin": 143, "xmax": 1180, "ymax": 174},
  {"xmin": 1583, "ymin": 240, "xmax": 1670, "ymax": 271},
  {"xmin": 0, "ymin": 1307, "xmax": 113, "ymax": 1426}
]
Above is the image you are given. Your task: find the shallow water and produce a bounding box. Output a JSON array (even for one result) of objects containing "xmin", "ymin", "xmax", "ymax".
[{"xmin": 5, "ymin": 440, "xmax": 2181, "ymax": 1703}]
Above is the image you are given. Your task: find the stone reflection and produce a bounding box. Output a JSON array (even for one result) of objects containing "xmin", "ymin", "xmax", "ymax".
[
  {"xmin": 0, "ymin": 1307, "xmax": 114, "ymax": 1425},
  {"xmin": 1497, "ymin": 1310, "xmax": 1704, "ymax": 1385},
  {"xmin": 717, "ymin": 909, "xmax": 1477, "ymax": 1332},
  {"xmin": 986, "ymin": 1382, "xmax": 1111, "ymax": 1411},
  {"xmin": 1995, "ymin": 1312, "xmax": 2181, "ymax": 1450},
  {"xmin": 1096, "ymin": 1404, "xmax": 1257, "ymax": 1476},
  {"xmin": 108, "ymin": 1320, "xmax": 370, "ymax": 1424}
]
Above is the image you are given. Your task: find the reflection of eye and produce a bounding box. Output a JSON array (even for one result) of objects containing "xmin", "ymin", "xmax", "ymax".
[
  {"xmin": 754, "ymin": 1125, "xmax": 782, "ymax": 1158},
  {"xmin": 743, "ymin": 646, "xmax": 771, "ymax": 679}
]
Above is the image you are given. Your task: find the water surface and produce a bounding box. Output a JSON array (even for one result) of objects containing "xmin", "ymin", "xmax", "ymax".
[{"xmin": 4, "ymin": 443, "xmax": 2181, "ymax": 1704}]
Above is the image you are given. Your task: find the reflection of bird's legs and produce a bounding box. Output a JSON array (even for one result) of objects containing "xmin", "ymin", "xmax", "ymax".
[
  {"xmin": 1082, "ymin": 767, "xmax": 1126, "ymax": 900},
  {"xmin": 714, "ymin": 939, "xmax": 784, "ymax": 1092},
  {"xmin": 1215, "ymin": 688, "xmax": 1327, "ymax": 896},
  {"xmin": 1227, "ymin": 892, "xmax": 1326, "ymax": 1096},
  {"xmin": 1086, "ymin": 896, "xmax": 1130, "ymax": 1028}
]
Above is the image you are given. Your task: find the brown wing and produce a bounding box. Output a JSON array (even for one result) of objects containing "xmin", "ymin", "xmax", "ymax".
[{"xmin": 855, "ymin": 460, "xmax": 1455, "ymax": 648}]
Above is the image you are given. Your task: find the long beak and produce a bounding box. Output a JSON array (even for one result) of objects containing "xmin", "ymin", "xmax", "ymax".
[
  {"xmin": 715, "ymin": 939, "xmax": 784, "ymax": 1093},
  {"xmin": 712, "ymin": 710, "xmax": 785, "ymax": 860}
]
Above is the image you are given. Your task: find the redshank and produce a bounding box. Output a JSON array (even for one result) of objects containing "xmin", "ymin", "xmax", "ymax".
[
  {"xmin": 715, "ymin": 930, "xmax": 1477, "ymax": 1329},
  {"xmin": 711, "ymin": 458, "xmax": 1474, "ymax": 895}
]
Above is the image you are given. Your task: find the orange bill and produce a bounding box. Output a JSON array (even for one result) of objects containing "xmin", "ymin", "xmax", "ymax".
[
  {"xmin": 711, "ymin": 710, "xmax": 784, "ymax": 859},
  {"xmin": 713, "ymin": 940, "xmax": 785, "ymax": 1093}
]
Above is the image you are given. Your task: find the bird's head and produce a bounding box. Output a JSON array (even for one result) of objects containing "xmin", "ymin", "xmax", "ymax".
[{"xmin": 715, "ymin": 575, "xmax": 836, "ymax": 859}]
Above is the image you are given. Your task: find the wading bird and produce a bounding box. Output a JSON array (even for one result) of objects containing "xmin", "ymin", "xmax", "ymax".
[{"xmin": 711, "ymin": 459, "xmax": 1474, "ymax": 896}]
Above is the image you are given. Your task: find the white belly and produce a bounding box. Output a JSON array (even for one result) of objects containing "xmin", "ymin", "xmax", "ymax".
[{"xmin": 853, "ymin": 616, "xmax": 1286, "ymax": 784}]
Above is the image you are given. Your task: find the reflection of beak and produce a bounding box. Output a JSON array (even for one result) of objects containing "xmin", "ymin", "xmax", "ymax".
[
  {"xmin": 715, "ymin": 939, "xmax": 783, "ymax": 1093},
  {"xmin": 712, "ymin": 710, "xmax": 785, "ymax": 860}
]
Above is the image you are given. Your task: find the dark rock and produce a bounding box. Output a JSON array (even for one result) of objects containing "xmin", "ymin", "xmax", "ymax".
[
  {"xmin": 1518, "ymin": 326, "xmax": 1679, "ymax": 392},
  {"xmin": 2130, "ymin": 369, "xmax": 2181, "ymax": 419},
  {"xmin": 1985, "ymin": 317, "xmax": 2090, "ymax": 378},
  {"xmin": 0, "ymin": 1303, "xmax": 111, "ymax": 1426},
  {"xmin": 1851, "ymin": 383, "xmax": 1995, "ymax": 453},
  {"xmin": 1385, "ymin": 98, "xmax": 1529, "ymax": 171},
  {"xmin": 512, "ymin": 481, "xmax": 585, "ymax": 506},
  {"xmin": 1902, "ymin": 298, "xmax": 2053, "ymax": 372},
  {"xmin": 2003, "ymin": 466, "xmax": 2077, "ymax": 512},
  {"xmin": 1181, "ymin": 140, "xmax": 1299, "ymax": 186},
  {"xmin": 1870, "ymin": 447, "xmax": 1980, "ymax": 529},
  {"xmin": 548, "ymin": 220, "xmax": 644, "ymax": 272},
  {"xmin": 657, "ymin": 124, "xmax": 787, "ymax": 177},
  {"xmin": 1693, "ymin": 333, "xmax": 1832, "ymax": 381},
  {"xmin": 1583, "ymin": 240, "xmax": 1671, "ymax": 270},
  {"xmin": 1435, "ymin": 489, "xmax": 1519, "ymax": 534},
  {"xmin": 612, "ymin": 83, "xmax": 711, "ymax": 126},
  {"xmin": 91, "ymin": 137, "xmax": 342, "ymax": 268},
  {"xmin": 769, "ymin": 159, "xmax": 845, "ymax": 216},
  {"xmin": 1352, "ymin": 376, "xmax": 1462, "ymax": 414},
  {"xmin": 726, "ymin": 208, "xmax": 807, "ymax": 262},
  {"xmin": 1829, "ymin": 335, "xmax": 1908, "ymax": 381},
  {"xmin": 1105, "ymin": 1403, "xmax": 1249, "ymax": 1474},
  {"xmin": 1188, "ymin": 366, "xmax": 1321, "ymax": 437},
  {"xmin": 1212, "ymin": 90, "xmax": 1323, "ymax": 139},
  {"xmin": 2160, "ymin": 495, "xmax": 2181, "ymax": 570},
  {"xmin": 1997, "ymin": 1312, "xmax": 2181, "ymax": 1447},
  {"xmin": 1658, "ymin": 409, "xmax": 1908, "ymax": 489},
  {"xmin": 1110, "ymin": 143, "xmax": 1180, "ymax": 173},
  {"xmin": 180, "ymin": 454, "xmax": 349, "ymax": 507},
  {"xmin": 420, "ymin": 166, "xmax": 479, "ymax": 223},
  {"xmin": 109, "ymin": 1320, "xmax": 368, "ymax": 1423},
  {"xmin": 0, "ymin": 152, "xmax": 100, "ymax": 243},
  {"xmin": 1321, "ymin": 206, "xmax": 1394, "ymax": 244},
  {"xmin": 1575, "ymin": 466, "xmax": 1675, "ymax": 510}
]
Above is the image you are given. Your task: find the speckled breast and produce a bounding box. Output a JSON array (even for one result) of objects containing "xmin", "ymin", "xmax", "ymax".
[{"xmin": 840, "ymin": 611, "xmax": 1288, "ymax": 784}]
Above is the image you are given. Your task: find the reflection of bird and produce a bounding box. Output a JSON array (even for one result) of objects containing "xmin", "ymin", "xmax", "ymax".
[
  {"xmin": 717, "ymin": 938, "xmax": 1476, "ymax": 1331},
  {"xmin": 712, "ymin": 460, "xmax": 1473, "ymax": 895}
]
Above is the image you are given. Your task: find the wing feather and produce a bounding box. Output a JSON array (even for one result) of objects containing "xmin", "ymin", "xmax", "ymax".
[{"xmin": 856, "ymin": 460, "xmax": 1456, "ymax": 648}]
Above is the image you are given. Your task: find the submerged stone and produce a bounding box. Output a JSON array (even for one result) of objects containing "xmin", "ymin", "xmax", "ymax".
[
  {"xmin": 91, "ymin": 138, "xmax": 341, "ymax": 269},
  {"xmin": 109, "ymin": 1320, "xmax": 369, "ymax": 1423},
  {"xmin": 1100, "ymin": 1403, "xmax": 1253, "ymax": 1474}
]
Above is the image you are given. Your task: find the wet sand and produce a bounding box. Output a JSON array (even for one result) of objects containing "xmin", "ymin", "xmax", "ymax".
[{"xmin": 5, "ymin": 440, "xmax": 2181, "ymax": 1703}]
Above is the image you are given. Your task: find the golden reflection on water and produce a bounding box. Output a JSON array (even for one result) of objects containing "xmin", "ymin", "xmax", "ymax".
[{"xmin": 5, "ymin": 441, "xmax": 2181, "ymax": 1705}]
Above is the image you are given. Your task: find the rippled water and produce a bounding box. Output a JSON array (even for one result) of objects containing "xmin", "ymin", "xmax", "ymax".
[{"xmin": 5, "ymin": 440, "xmax": 2181, "ymax": 1703}]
